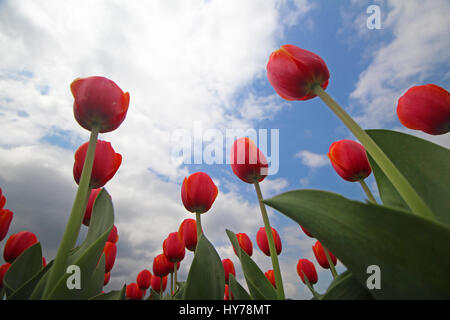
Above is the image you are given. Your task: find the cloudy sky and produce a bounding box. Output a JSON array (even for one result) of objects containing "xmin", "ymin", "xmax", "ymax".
[{"xmin": 0, "ymin": 0, "xmax": 449, "ymax": 299}]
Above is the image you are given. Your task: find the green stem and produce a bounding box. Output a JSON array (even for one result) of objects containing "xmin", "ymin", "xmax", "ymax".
[
  {"xmin": 254, "ymin": 181, "xmax": 285, "ymax": 300},
  {"xmin": 195, "ymin": 211, "xmax": 203, "ymax": 240},
  {"xmin": 43, "ymin": 126, "xmax": 99, "ymax": 299},
  {"xmin": 160, "ymin": 277, "xmax": 163, "ymax": 297},
  {"xmin": 170, "ymin": 271, "xmax": 174, "ymax": 296},
  {"xmin": 312, "ymin": 85, "xmax": 434, "ymax": 220},
  {"xmin": 174, "ymin": 263, "xmax": 178, "ymax": 294},
  {"xmin": 302, "ymin": 271, "xmax": 320, "ymax": 300},
  {"xmin": 322, "ymin": 246, "xmax": 338, "ymax": 279},
  {"xmin": 359, "ymin": 179, "xmax": 377, "ymax": 204}
]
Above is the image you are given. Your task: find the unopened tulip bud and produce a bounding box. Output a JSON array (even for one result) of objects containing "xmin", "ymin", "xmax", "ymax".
[
  {"xmin": 103, "ymin": 241, "xmax": 117, "ymax": 273},
  {"xmin": 137, "ymin": 269, "xmax": 152, "ymax": 291},
  {"xmin": 328, "ymin": 140, "xmax": 372, "ymax": 182},
  {"xmin": 222, "ymin": 259, "xmax": 236, "ymax": 284},
  {"xmin": 230, "ymin": 137, "xmax": 268, "ymax": 184},
  {"xmin": 0, "ymin": 209, "xmax": 13, "ymax": 242},
  {"xmin": 163, "ymin": 232, "xmax": 185, "ymax": 263},
  {"xmin": 297, "ymin": 258, "xmax": 318, "ymax": 284},
  {"xmin": 3, "ymin": 231, "xmax": 38, "ymax": 263},
  {"xmin": 265, "ymin": 269, "xmax": 276, "ymax": 288},
  {"xmin": 256, "ymin": 227, "xmax": 282, "ymax": 256},
  {"xmin": 233, "ymin": 233, "xmax": 253, "ymax": 257},
  {"xmin": 181, "ymin": 172, "xmax": 218, "ymax": 214},
  {"xmin": 178, "ymin": 219, "xmax": 198, "ymax": 251},
  {"xmin": 126, "ymin": 283, "xmax": 143, "ymax": 300},
  {"xmin": 312, "ymin": 241, "xmax": 337, "ymax": 269}
]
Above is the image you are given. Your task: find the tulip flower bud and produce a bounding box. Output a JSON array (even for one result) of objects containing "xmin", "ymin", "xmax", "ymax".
[
  {"xmin": 300, "ymin": 225, "xmax": 314, "ymax": 238},
  {"xmin": 397, "ymin": 84, "xmax": 450, "ymax": 135},
  {"xmin": 104, "ymin": 272, "xmax": 111, "ymax": 286},
  {"xmin": 103, "ymin": 241, "xmax": 117, "ymax": 273},
  {"xmin": 267, "ymin": 44, "xmax": 330, "ymax": 101},
  {"xmin": 256, "ymin": 227, "xmax": 282, "ymax": 256},
  {"xmin": 181, "ymin": 172, "xmax": 218, "ymax": 214},
  {"xmin": 230, "ymin": 137, "xmax": 268, "ymax": 184},
  {"xmin": 73, "ymin": 140, "xmax": 122, "ymax": 189},
  {"xmin": 153, "ymin": 253, "xmax": 171, "ymax": 278},
  {"xmin": 151, "ymin": 274, "xmax": 168, "ymax": 293},
  {"xmin": 42, "ymin": 257, "xmax": 47, "ymax": 268},
  {"xmin": 0, "ymin": 209, "xmax": 13, "ymax": 242},
  {"xmin": 265, "ymin": 269, "xmax": 276, "ymax": 288},
  {"xmin": 328, "ymin": 140, "xmax": 372, "ymax": 182},
  {"xmin": 178, "ymin": 219, "xmax": 197, "ymax": 251},
  {"xmin": 297, "ymin": 258, "xmax": 318, "ymax": 285},
  {"xmin": 0, "ymin": 263, "xmax": 11, "ymax": 289},
  {"xmin": 222, "ymin": 259, "xmax": 236, "ymax": 284},
  {"xmin": 126, "ymin": 283, "xmax": 143, "ymax": 300},
  {"xmin": 83, "ymin": 188, "xmax": 102, "ymax": 226},
  {"xmin": 71, "ymin": 76, "xmax": 130, "ymax": 133},
  {"xmin": 233, "ymin": 233, "xmax": 253, "ymax": 257},
  {"xmin": 107, "ymin": 225, "xmax": 119, "ymax": 243},
  {"xmin": 224, "ymin": 284, "xmax": 233, "ymax": 300},
  {"xmin": 3, "ymin": 231, "xmax": 38, "ymax": 263},
  {"xmin": 163, "ymin": 232, "xmax": 185, "ymax": 263},
  {"xmin": 136, "ymin": 269, "xmax": 152, "ymax": 291},
  {"xmin": 0, "ymin": 188, "xmax": 5, "ymax": 209},
  {"xmin": 312, "ymin": 241, "xmax": 337, "ymax": 269}
]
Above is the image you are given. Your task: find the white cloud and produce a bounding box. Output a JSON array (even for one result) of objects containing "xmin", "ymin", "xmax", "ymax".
[{"xmin": 295, "ymin": 150, "xmax": 328, "ymax": 169}]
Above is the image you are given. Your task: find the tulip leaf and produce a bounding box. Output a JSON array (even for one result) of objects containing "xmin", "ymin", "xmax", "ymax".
[
  {"xmin": 182, "ymin": 234, "xmax": 225, "ymax": 300},
  {"xmin": 366, "ymin": 129, "xmax": 450, "ymax": 226},
  {"xmin": 90, "ymin": 284, "xmax": 126, "ymax": 300},
  {"xmin": 226, "ymin": 229, "xmax": 277, "ymax": 300},
  {"xmin": 228, "ymin": 274, "xmax": 252, "ymax": 300},
  {"xmin": 149, "ymin": 288, "xmax": 161, "ymax": 300},
  {"xmin": 3, "ymin": 242, "xmax": 43, "ymax": 297},
  {"xmin": 321, "ymin": 270, "xmax": 373, "ymax": 300},
  {"xmin": 8, "ymin": 261, "xmax": 53, "ymax": 300},
  {"xmin": 264, "ymin": 190, "xmax": 450, "ymax": 299}
]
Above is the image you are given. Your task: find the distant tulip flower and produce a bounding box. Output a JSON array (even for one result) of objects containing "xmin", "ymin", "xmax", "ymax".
[
  {"xmin": 256, "ymin": 227, "xmax": 282, "ymax": 256},
  {"xmin": 163, "ymin": 232, "xmax": 185, "ymax": 263},
  {"xmin": 267, "ymin": 44, "xmax": 330, "ymax": 101},
  {"xmin": 137, "ymin": 269, "xmax": 152, "ymax": 291},
  {"xmin": 297, "ymin": 258, "xmax": 318, "ymax": 285},
  {"xmin": 42, "ymin": 257, "xmax": 47, "ymax": 268},
  {"xmin": 181, "ymin": 172, "xmax": 218, "ymax": 214},
  {"xmin": 126, "ymin": 283, "xmax": 143, "ymax": 300},
  {"xmin": 300, "ymin": 225, "xmax": 313, "ymax": 238},
  {"xmin": 230, "ymin": 137, "xmax": 268, "ymax": 184},
  {"xmin": 178, "ymin": 219, "xmax": 197, "ymax": 251},
  {"xmin": 104, "ymin": 272, "xmax": 111, "ymax": 286},
  {"xmin": 3, "ymin": 231, "xmax": 38, "ymax": 263},
  {"xmin": 0, "ymin": 188, "xmax": 5, "ymax": 209},
  {"xmin": 73, "ymin": 140, "xmax": 122, "ymax": 189},
  {"xmin": 265, "ymin": 270, "xmax": 276, "ymax": 288},
  {"xmin": 103, "ymin": 241, "xmax": 117, "ymax": 273},
  {"xmin": 397, "ymin": 84, "xmax": 450, "ymax": 135},
  {"xmin": 0, "ymin": 263, "xmax": 11, "ymax": 289},
  {"xmin": 107, "ymin": 225, "xmax": 119, "ymax": 243},
  {"xmin": 222, "ymin": 259, "xmax": 236, "ymax": 284},
  {"xmin": 153, "ymin": 254, "xmax": 171, "ymax": 278},
  {"xmin": 233, "ymin": 233, "xmax": 253, "ymax": 257},
  {"xmin": 0, "ymin": 209, "xmax": 13, "ymax": 242},
  {"xmin": 82, "ymin": 188, "xmax": 102, "ymax": 226},
  {"xmin": 328, "ymin": 140, "xmax": 372, "ymax": 182},
  {"xmin": 312, "ymin": 241, "xmax": 337, "ymax": 269},
  {"xmin": 151, "ymin": 274, "xmax": 168, "ymax": 293},
  {"xmin": 71, "ymin": 76, "xmax": 130, "ymax": 133}
]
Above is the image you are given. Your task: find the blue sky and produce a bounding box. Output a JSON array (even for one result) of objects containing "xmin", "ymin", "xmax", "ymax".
[{"xmin": 0, "ymin": 0, "xmax": 449, "ymax": 299}]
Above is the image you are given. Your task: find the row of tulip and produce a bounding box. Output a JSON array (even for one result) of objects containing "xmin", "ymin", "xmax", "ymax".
[{"xmin": 0, "ymin": 43, "xmax": 449, "ymax": 300}]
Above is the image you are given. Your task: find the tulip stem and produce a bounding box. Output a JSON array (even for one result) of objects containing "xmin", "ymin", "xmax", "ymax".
[
  {"xmin": 170, "ymin": 272, "xmax": 174, "ymax": 296},
  {"xmin": 43, "ymin": 126, "xmax": 99, "ymax": 299},
  {"xmin": 359, "ymin": 179, "xmax": 377, "ymax": 204},
  {"xmin": 254, "ymin": 181, "xmax": 285, "ymax": 300},
  {"xmin": 174, "ymin": 263, "xmax": 178, "ymax": 293},
  {"xmin": 195, "ymin": 212, "xmax": 203, "ymax": 239},
  {"xmin": 302, "ymin": 271, "xmax": 321, "ymax": 300},
  {"xmin": 322, "ymin": 246, "xmax": 338, "ymax": 279},
  {"xmin": 312, "ymin": 85, "xmax": 435, "ymax": 221},
  {"xmin": 160, "ymin": 277, "xmax": 163, "ymax": 297}
]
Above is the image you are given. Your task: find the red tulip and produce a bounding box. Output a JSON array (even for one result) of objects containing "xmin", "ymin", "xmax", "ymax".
[
  {"xmin": 233, "ymin": 233, "xmax": 253, "ymax": 257},
  {"xmin": 163, "ymin": 232, "xmax": 185, "ymax": 263},
  {"xmin": 0, "ymin": 209, "xmax": 13, "ymax": 242},
  {"xmin": 42, "ymin": 257, "xmax": 47, "ymax": 268},
  {"xmin": 267, "ymin": 44, "xmax": 330, "ymax": 101},
  {"xmin": 256, "ymin": 227, "xmax": 282, "ymax": 256},
  {"xmin": 222, "ymin": 259, "xmax": 236, "ymax": 284},
  {"xmin": 265, "ymin": 270, "xmax": 276, "ymax": 288},
  {"xmin": 3, "ymin": 231, "xmax": 38, "ymax": 263},
  {"xmin": 297, "ymin": 258, "xmax": 318, "ymax": 285},
  {"xmin": 153, "ymin": 254, "xmax": 171, "ymax": 277},
  {"xmin": 126, "ymin": 283, "xmax": 143, "ymax": 300},
  {"xmin": 0, "ymin": 263, "xmax": 11, "ymax": 289},
  {"xmin": 151, "ymin": 275, "xmax": 168, "ymax": 293},
  {"xmin": 83, "ymin": 188, "xmax": 102, "ymax": 226},
  {"xmin": 224, "ymin": 284, "xmax": 233, "ymax": 300},
  {"xmin": 300, "ymin": 225, "xmax": 314, "ymax": 238},
  {"xmin": 104, "ymin": 272, "xmax": 111, "ymax": 286},
  {"xmin": 181, "ymin": 172, "xmax": 218, "ymax": 214},
  {"xmin": 136, "ymin": 269, "xmax": 152, "ymax": 291},
  {"xmin": 0, "ymin": 188, "xmax": 5, "ymax": 209},
  {"xmin": 230, "ymin": 137, "xmax": 268, "ymax": 184},
  {"xmin": 397, "ymin": 84, "xmax": 450, "ymax": 135},
  {"xmin": 73, "ymin": 140, "xmax": 122, "ymax": 189},
  {"xmin": 107, "ymin": 225, "xmax": 119, "ymax": 243},
  {"xmin": 71, "ymin": 76, "xmax": 130, "ymax": 133},
  {"xmin": 312, "ymin": 241, "xmax": 337, "ymax": 269},
  {"xmin": 178, "ymin": 219, "xmax": 197, "ymax": 251},
  {"xmin": 103, "ymin": 241, "xmax": 117, "ymax": 273},
  {"xmin": 328, "ymin": 140, "xmax": 372, "ymax": 182}
]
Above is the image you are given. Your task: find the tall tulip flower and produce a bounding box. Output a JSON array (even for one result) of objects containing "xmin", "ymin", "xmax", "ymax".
[
  {"xmin": 3, "ymin": 231, "xmax": 38, "ymax": 263},
  {"xmin": 103, "ymin": 241, "xmax": 117, "ymax": 273},
  {"xmin": 256, "ymin": 227, "xmax": 282, "ymax": 256},
  {"xmin": 266, "ymin": 44, "xmax": 434, "ymax": 222},
  {"xmin": 71, "ymin": 76, "xmax": 130, "ymax": 133},
  {"xmin": 126, "ymin": 283, "xmax": 143, "ymax": 300},
  {"xmin": 297, "ymin": 258, "xmax": 320, "ymax": 299},
  {"xmin": 73, "ymin": 140, "xmax": 122, "ymax": 189},
  {"xmin": 233, "ymin": 233, "xmax": 253, "ymax": 257},
  {"xmin": 0, "ymin": 209, "xmax": 13, "ymax": 242},
  {"xmin": 312, "ymin": 241, "xmax": 338, "ymax": 278},
  {"xmin": 137, "ymin": 269, "xmax": 152, "ymax": 291},
  {"xmin": 222, "ymin": 259, "xmax": 236, "ymax": 284},
  {"xmin": 397, "ymin": 84, "xmax": 450, "ymax": 135},
  {"xmin": 178, "ymin": 219, "xmax": 197, "ymax": 251}
]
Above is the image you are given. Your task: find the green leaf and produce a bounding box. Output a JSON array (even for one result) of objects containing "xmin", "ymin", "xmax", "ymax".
[
  {"xmin": 182, "ymin": 234, "xmax": 225, "ymax": 300},
  {"xmin": 3, "ymin": 243, "xmax": 43, "ymax": 297},
  {"xmin": 226, "ymin": 229, "xmax": 277, "ymax": 300},
  {"xmin": 149, "ymin": 288, "xmax": 161, "ymax": 300},
  {"xmin": 321, "ymin": 271, "xmax": 373, "ymax": 300},
  {"xmin": 366, "ymin": 129, "xmax": 450, "ymax": 226},
  {"xmin": 90, "ymin": 285, "xmax": 126, "ymax": 300},
  {"xmin": 228, "ymin": 274, "xmax": 252, "ymax": 300},
  {"xmin": 8, "ymin": 261, "xmax": 53, "ymax": 300},
  {"xmin": 264, "ymin": 190, "xmax": 450, "ymax": 299}
]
